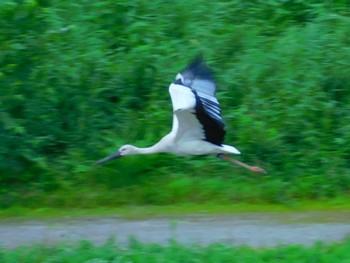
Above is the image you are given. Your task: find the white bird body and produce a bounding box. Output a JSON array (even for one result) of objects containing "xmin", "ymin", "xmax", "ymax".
[{"xmin": 95, "ymin": 57, "xmax": 266, "ymax": 174}]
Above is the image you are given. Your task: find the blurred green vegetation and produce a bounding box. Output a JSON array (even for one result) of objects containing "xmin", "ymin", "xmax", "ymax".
[
  {"xmin": 1, "ymin": 0, "xmax": 350, "ymax": 207},
  {"xmin": 2, "ymin": 238, "xmax": 350, "ymax": 263}
]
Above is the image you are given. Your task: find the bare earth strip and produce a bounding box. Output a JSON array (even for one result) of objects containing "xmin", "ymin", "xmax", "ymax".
[{"xmin": 1, "ymin": 211, "xmax": 350, "ymax": 248}]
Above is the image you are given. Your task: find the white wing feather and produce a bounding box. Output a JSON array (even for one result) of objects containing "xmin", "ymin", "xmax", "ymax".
[
  {"xmin": 169, "ymin": 83, "xmax": 203, "ymax": 139},
  {"xmin": 169, "ymin": 83, "xmax": 196, "ymax": 112}
]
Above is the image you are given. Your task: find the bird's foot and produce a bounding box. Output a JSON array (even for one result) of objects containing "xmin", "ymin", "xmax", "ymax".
[{"xmin": 250, "ymin": 166, "xmax": 267, "ymax": 174}]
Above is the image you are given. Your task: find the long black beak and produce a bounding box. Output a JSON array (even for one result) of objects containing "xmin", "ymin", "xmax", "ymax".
[{"xmin": 94, "ymin": 151, "xmax": 122, "ymax": 166}]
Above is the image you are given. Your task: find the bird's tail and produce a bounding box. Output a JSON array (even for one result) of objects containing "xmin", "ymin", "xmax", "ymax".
[{"xmin": 221, "ymin": 144, "xmax": 241, "ymax": 154}]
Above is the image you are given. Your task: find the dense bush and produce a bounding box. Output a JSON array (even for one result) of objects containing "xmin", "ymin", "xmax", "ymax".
[{"xmin": 1, "ymin": 0, "xmax": 349, "ymax": 205}]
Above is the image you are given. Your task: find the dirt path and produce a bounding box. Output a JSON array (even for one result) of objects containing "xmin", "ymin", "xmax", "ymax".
[{"xmin": 1, "ymin": 211, "xmax": 350, "ymax": 248}]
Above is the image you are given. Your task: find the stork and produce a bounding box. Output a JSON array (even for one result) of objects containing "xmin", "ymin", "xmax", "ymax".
[{"xmin": 95, "ymin": 58, "xmax": 266, "ymax": 174}]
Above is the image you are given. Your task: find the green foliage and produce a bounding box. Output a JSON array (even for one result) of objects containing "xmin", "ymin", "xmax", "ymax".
[
  {"xmin": 1, "ymin": 238, "xmax": 350, "ymax": 263},
  {"xmin": 1, "ymin": 0, "xmax": 350, "ymax": 206}
]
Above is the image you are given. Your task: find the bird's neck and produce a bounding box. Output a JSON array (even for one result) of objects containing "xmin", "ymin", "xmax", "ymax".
[
  {"xmin": 132, "ymin": 136, "xmax": 170, "ymax": 155},
  {"xmin": 135, "ymin": 136, "xmax": 169, "ymax": 154},
  {"xmin": 134, "ymin": 143, "xmax": 164, "ymax": 155}
]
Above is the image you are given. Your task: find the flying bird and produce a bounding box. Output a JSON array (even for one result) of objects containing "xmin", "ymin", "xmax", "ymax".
[{"xmin": 95, "ymin": 58, "xmax": 266, "ymax": 174}]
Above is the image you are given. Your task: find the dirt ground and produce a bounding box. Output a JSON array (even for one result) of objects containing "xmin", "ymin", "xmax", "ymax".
[{"xmin": 1, "ymin": 210, "xmax": 350, "ymax": 248}]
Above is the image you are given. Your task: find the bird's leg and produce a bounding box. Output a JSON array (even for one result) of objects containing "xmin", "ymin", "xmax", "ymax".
[{"xmin": 216, "ymin": 154, "xmax": 267, "ymax": 174}]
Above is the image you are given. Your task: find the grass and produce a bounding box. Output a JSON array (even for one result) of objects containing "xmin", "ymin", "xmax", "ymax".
[
  {"xmin": 1, "ymin": 238, "xmax": 350, "ymax": 263},
  {"xmin": 1, "ymin": 197, "xmax": 350, "ymax": 220}
]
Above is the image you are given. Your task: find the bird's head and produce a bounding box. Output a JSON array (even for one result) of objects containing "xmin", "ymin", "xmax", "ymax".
[
  {"xmin": 118, "ymin": 144, "xmax": 138, "ymax": 156},
  {"xmin": 94, "ymin": 144, "xmax": 137, "ymax": 166}
]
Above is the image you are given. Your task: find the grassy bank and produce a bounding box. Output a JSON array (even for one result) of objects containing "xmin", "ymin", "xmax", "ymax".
[
  {"xmin": 1, "ymin": 198, "xmax": 350, "ymax": 220},
  {"xmin": 1, "ymin": 238, "xmax": 350, "ymax": 263},
  {"xmin": 2, "ymin": 161, "xmax": 349, "ymax": 210}
]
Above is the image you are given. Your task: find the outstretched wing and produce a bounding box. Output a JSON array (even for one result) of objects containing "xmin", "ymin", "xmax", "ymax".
[
  {"xmin": 176, "ymin": 57, "xmax": 223, "ymax": 125},
  {"xmin": 168, "ymin": 57, "xmax": 226, "ymax": 146}
]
